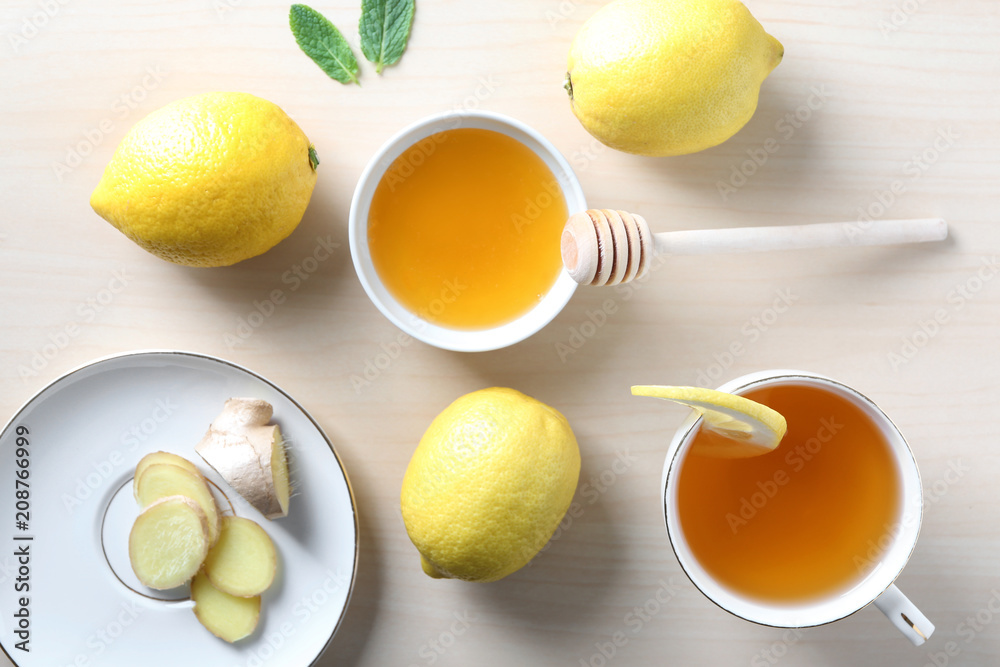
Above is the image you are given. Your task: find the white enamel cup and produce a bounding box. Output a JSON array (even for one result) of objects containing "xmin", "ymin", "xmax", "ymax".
[
  {"xmin": 348, "ymin": 110, "xmax": 585, "ymax": 352},
  {"xmin": 661, "ymin": 370, "xmax": 934, "ymax": 645}
]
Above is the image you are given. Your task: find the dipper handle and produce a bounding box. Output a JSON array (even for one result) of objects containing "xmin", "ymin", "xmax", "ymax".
[{"xmin": 560, "ymin": 210, "xmax": 948, "ymax": 287}]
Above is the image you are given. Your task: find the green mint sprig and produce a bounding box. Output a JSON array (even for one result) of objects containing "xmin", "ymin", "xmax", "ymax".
[
  {"xmin": 290, "ymin": 4, "xmax": 361, "ymax": 85},
  {"xmin": 359, "ymin": 0, "xmax": 416, "ymax": 74}
]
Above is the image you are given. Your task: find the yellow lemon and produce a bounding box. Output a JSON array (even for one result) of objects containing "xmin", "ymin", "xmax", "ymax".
[
  {"xmin": 631, "ymin": 385, "xmax": 786, "ymax": 457},
  {"xmin": 90, "ymin": 92, "xmax": 318, "ymax": 267},
  {"xmin": 401, "ymin": 388, "xmax": 580, "ymax": 582},
  {"xmin": 566, "ymin": 0, "xmax": 783, "ymax": 156}
]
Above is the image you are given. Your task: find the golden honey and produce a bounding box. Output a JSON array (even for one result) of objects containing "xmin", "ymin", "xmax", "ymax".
[{"xmin": 367, "ymin": 128, "xmax": 567, "ymax": 329}]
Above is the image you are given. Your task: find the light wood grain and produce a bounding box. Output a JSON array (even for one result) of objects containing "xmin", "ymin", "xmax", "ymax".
[{"xmin": 2, "ymin": 1, "xmax": 1000, "ymax": 665}]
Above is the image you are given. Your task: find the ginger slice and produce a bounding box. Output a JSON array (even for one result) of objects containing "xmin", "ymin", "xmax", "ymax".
[
  {"xmin": 133, "ymin": 451, "xmax": 202, "ymax": 497},
  {"xmin": 191, "ymin": 570, "xmax": 261, "ymax": 642},
  {"xmin": 129, "ymin": 495, "xmax": 210, "ymax": 590},
  {"xmin": 196, "ymin": 398, "xmax": 291, "ymax": 519},
  {"xmin": 135, "ymin": 463, "xmax": 222, "ymax": 545},
  {"xmin": 203, "ymin": 516, "xmax": 277, "ymax": 597}
]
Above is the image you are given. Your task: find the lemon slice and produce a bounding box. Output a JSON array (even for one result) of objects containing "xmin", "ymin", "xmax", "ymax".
[{"xmin": 631, "ymin": 385, "xmax": 787, "ymax": 458}]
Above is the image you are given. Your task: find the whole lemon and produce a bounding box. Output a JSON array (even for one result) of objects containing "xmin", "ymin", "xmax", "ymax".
[
  {"xmin": 401, "ymin": 388, "xmax": 580, "ymax": 582},
  {"xmin": 90, "ymin": 92, "xmax": 318, "ymax": 267},
  {"xmin": 566, "ymin": 0, "xmax": 783, "ymax": 157}
]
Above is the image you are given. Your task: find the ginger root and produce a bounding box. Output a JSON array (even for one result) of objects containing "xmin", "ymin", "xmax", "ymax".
[{"xmin": 196, "ymin": 398, "xmax": 291, "ymax": 519}]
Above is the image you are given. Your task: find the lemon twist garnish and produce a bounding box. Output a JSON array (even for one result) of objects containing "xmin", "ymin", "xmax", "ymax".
[{"xmin": 631, "ymin": 385, "xmax": 787, "ymax": 458}]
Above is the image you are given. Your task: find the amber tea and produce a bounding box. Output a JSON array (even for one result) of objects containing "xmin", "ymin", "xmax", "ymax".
[{"xmin": 676, "ymin": 382, "xmax": 902, "ymax": 603}]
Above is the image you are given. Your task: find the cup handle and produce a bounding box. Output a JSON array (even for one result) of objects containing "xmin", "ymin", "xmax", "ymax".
[{"xmin": 873, "ymin": 584, "xmax": 935, "ymax": 646}]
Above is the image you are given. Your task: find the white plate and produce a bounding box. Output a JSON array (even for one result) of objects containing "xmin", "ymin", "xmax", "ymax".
[{"xmin": 0, "ymin": 351, "xmax": 358, "ymax": 666}]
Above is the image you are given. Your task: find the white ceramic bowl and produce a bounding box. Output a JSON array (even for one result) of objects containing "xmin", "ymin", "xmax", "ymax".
[{"xmin": 348, "ymin": 110, "xmax": 585, "ymax": 352}]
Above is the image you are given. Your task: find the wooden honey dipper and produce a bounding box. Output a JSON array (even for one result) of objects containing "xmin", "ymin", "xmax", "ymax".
[{"xmin": 561, "ymin": 209, "xmax": 949, "ymax": 286}]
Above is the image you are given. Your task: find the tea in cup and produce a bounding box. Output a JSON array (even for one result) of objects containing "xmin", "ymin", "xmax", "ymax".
[{"xmin": 661, "ymin": 370, "xmax": 933, "ymax": 644}]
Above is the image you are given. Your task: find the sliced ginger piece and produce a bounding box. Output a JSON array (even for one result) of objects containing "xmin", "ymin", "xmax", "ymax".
[
  {"xmin": 129, "ymin": 495, "xmax": 210, "ymax": 590},
  {"xmin": 191, "ymin": 570, "xmax": 261, "ymax": 642},
  {"xmin": 135, "ymin": 463, "xmax": 222, "ymax": 545},
  {"xmin": 196, "ymin": 397, "xmax": 291, "ymax": 519},
  {"xmin": 203, "ymin": 516, "xmax": 277, "ymax": 597},
  {"xmin": 133, "ymin": 451, "xmax": 202, "ymax": 498}
]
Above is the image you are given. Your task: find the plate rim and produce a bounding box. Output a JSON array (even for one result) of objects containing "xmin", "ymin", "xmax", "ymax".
[{"xmin": 0, "ymin": 348, "xmax": 360, "ymax": 667}]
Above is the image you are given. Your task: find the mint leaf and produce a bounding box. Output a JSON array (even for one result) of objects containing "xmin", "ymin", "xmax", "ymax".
[
  {"xmin": 359, "ymin": 0, "xmax": 415, "ymax": 74},
  {"xmin": 290, "ymin": 4, "xmax": 360, "ymax": 85}
]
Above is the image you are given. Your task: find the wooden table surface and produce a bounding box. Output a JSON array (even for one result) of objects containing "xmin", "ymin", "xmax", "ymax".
[{"xmin": 2, "ymin": 1, "xmax": 999, "ymax": 665}]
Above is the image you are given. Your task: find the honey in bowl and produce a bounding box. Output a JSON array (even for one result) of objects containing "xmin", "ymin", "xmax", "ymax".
[{"xmin": 367, "ymin": 128, "xmax": 568, "ymax": 330}]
